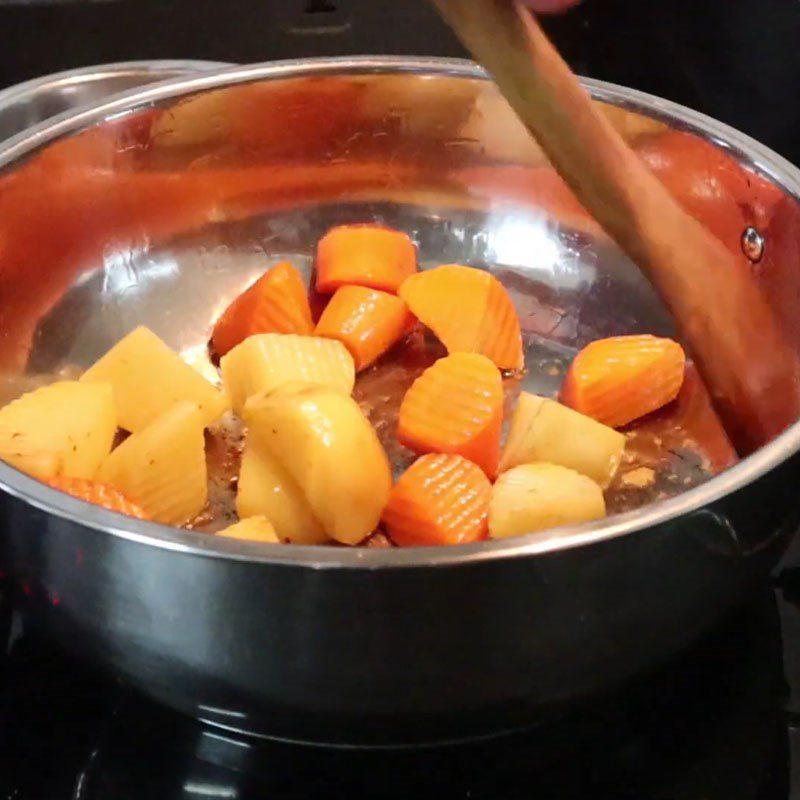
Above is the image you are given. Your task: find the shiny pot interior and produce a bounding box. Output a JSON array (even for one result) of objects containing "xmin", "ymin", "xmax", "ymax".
[
  {"xmin": 0, "ymin": 60, "xmax": 229, "ymax": 143},
  {"xmin": 2, "ymin": 58, "xmax": 800, "ymax": 744},
  {"xmin": 1, "ymin": 58, "xmax": 799, "ymax": 564}
]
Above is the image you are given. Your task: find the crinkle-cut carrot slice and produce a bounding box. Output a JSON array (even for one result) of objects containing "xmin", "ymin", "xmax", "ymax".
[
  {"xmin": 560, "ymin": 335, "xmax": 686, "ymax": 428},
  {"xmin": 211, "ymin": 261, "xmax": 313, "ymax": 357},
  {"xmin": 314, "ymin": 285, "xmax": 414, "ymax": 371},
  {"xmin": 397, "ymin": 353, "xmax": 503, "ymax": 478},
  {"xmin": 381, "ymin": 453, "xmax": 491, "ymax": 547},
  {"xmin": 398, "ymin": 264, "xmax": 523, "ymax": 370},
  {"xmin": 47, "ymin": 476, "xmax": 148, "ymax": 519},
  {"xmin": 315, "ymin": 225, "xmax": 418, "ymax": 294}
]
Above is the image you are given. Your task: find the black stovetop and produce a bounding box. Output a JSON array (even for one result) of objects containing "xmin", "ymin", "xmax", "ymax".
[{"xmin": 2, "ymin": 573, "xmax": 800, "ymax": 800}]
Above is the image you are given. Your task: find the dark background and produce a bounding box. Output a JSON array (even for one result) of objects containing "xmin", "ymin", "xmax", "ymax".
[{"xmin": 1, "ymin": 0, "xmax": 800, "ymax": 162}]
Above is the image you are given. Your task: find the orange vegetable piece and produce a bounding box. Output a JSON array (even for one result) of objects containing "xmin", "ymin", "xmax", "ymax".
[
  {"xmin": 397, "ymin": 353, "xmax": 503, "ymax": 478},
  {"xmin": 381, "ymin": 454, "xmax": 491, "ymax": 547},
  {"xmin": 314, "ymin": 286, "xmax": 414, "ymax": 371},
  {"xmin": 560, "ymin": 335, "xmax": 686, "ymax": 428},
  {"xmin": 315, "ymin": 225, "xmax": 417, "ymax": 294},
  {"xmin": 46, "ymin": 476, "xmax": 148, "ymax": 520},
  {"xmin": 211, "ymin": 261, "xmax": 313, "ymax": 357},
  {"xmin": 398, "ymin": 265, "xmax": 523, "ymax": 370}
]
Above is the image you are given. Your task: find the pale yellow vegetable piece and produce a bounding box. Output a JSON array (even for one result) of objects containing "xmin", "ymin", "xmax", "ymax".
[
  {"xmin": 220, "ymin": 333, "xmax": 355, "ymax": 414},
  {"xmin": 217, "ymin": 515, "xmax": 280, "ymax": 543},
  {"xmin": 0, "ymin": 370, "xmax": 78, "ymax": 407},
  {"xmin": 97, "ymin": 401, "xmax": 207, "ymax": 525},
  {"xmin": 4, "ymin": 450, "xmax": 62, "ymax": 481},
  {"xmin": 489, "ymin": 463, "xmax": 606, "ymax": 539},
  {"xmin": 0, "ymin": 381, "xmax": 116, "ymax": 480},
  {"xmin": 620, "ymin": 466, "xmax": 656, "ymax": 489},
  {"xmin": 80, "ymin": 326, "xmax": 228, "ymax": 432},
  {"xmin": 500, "ymin": 393, "xmax": 625, "ymax": 488},
  {"xmin": 236, "ymin": 438, "xmax": 328, "ymax": 544},
  {"xmin": 245, "ymin": 384, "xmax": 391, "ymax": 545}
]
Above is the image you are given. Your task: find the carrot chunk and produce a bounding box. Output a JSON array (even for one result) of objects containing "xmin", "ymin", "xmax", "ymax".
[
  {"xmin": 315, "ymin": 225, "xmax": 417, "ymax": 294},
  {"xmin": 398, "ymin": 264, "xmax": 523, "ymax": 370},
  {"xmin": 211, "ymin": 261, "xmax": 313, "ymax": 357},
  {"xmin": 314, "ymin": 286, "xmax": 415, "ymax": 371},
  {"xmin": 381, "ymin": 453, "xmax": 491, "ymax": 547},
  {"xmin": 560, "ymin": 335, "xmax": 686, "ymax": 428},
  {"xmin": 397, "ymin": 353, "xmax": 503, "ymax": 478},
  {"xmin": 47, "ymin": 476, "xmax": 148, "ymax": 519}
]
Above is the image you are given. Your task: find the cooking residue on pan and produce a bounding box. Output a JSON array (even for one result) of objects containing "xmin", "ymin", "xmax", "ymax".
[
  {"xmin": 0, "ymin": 225, "xmax": 738, "ymax": 547},
  {"xmin": 191, "ymin": 335, "xmax": 732, "ymax": 537}
]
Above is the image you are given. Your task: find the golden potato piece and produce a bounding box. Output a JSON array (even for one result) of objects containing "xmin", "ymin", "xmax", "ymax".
[
  {"xmin": 500, "ymin": 393, "xmax": 625, "ymax": 488},
  {"xmin": 245, "ymin": 384, "xmax": 391, "ymax": 545},
  {"xmin": 221, "ymin": 333, "xmax": 355, "ymax": 414},
  {"xmin": 80, "ymin": 326, "xmax": 227, "ymax": 432},
  {"xmin": 97, "ymin": 401, "xmax": 207, "ymax": 525},
  {"xmin": 236, "ymin": 438, "xmax": 328, "ymax": 545},
  {"xmin": 0, "ymin": 381, "xmax": 116, "ymax": 480},
  {"xmin": 217, "ymin": 515, "xmax": 279, "ymax": 543},
  {"xmin": 489, "ymin": 463, "xmax": 606, "ymax": 539}
]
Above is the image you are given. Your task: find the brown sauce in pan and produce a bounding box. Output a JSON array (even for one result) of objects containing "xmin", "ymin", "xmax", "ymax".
[{"xmin": 190, "ymin": 334, "xmax": 736, "ymax": 542}]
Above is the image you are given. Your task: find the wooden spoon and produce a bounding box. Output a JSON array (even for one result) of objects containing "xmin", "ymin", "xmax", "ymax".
[{"xmin": 432, "ymin": 0, "xmax": 800, "ymax": 455}]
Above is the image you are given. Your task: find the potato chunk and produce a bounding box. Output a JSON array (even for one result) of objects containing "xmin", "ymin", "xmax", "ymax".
[
  {"xmin": 500, "ymin": 393, "xmax": 625, "ymax": 488},
  {"xmin": 97, "ymin": 401, "xmax": 207, "ymax": 525},
  {"xmin": 220, "ymin": 333, "xmax": 355, "ymax": 414},
  {"xmin": 489, "ymin": 463, "xmax": 606, "ymax": 539},
  {"xmin": 80, "ymin": 326, "xmax": 227, "ymax": 431},
  {"xmin": 236, "ymin": 438, "xmax": 328, "ymax": 544},
  {"xmin": 0, "ymin": 381, "xmax": 116, "ymax": 480},
  {"xmin": 217, "ymin": 516, "xmax": 280, "ymax": 543},
  {"xmin": 244, "ymin": 383, "xmax": 391, "ymax": 545}
]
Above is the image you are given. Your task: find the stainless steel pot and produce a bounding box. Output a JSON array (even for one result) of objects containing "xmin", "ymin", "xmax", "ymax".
[
  {"xmin": 1, "ymin": 57, "xmax": 799, "ymax": 746},
  {"xmin": 0, "ymin": 60, "xmax": 229, "ymax": 142}
]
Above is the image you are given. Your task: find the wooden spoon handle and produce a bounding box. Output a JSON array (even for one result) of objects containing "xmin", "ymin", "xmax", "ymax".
[{"xmin": 433, "ymin": 0, "xmax": 800, "ymax": 454}]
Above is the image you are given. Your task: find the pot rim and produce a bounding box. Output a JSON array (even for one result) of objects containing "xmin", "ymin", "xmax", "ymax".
[
  {"xmin": 1, "ymin": 55, "xmax": 798, "ymax": 569},
  {"xmin": 0, "ymin": 59, "xmax": 231, "ymax": 110}
]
